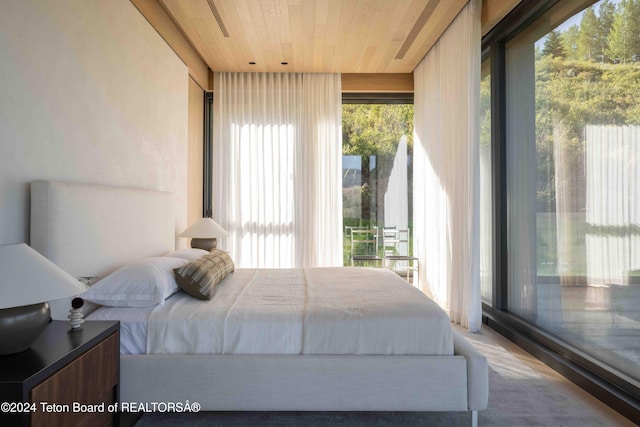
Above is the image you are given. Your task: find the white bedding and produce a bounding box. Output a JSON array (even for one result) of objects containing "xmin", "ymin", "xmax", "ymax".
[
  {"xmin": 86, "ymin": 306, "xmax": 154, "ymax": 354},
  {"xmin": 147, "ymin": 267, "xmax": 454, "ymax": 355}
]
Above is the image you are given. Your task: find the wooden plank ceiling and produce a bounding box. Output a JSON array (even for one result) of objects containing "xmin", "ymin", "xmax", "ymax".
[{"xmin": 159, "ymin": 0, "xmax": 468, "ymax": 73}]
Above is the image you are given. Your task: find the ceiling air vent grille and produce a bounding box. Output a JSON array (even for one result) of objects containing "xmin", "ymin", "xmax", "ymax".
[
  {"xmin": 395, "ymin": 0, "xmax": 440, "ymax": 60},
  {"xmin": 207, "ymin": 0, "xmax": 230, "ymax": 37}
]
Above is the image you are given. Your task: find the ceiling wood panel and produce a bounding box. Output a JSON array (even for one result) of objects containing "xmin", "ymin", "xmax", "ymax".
[{"xmin": 159, "ymin": 0, "xmax": 474, "ymax": 73}]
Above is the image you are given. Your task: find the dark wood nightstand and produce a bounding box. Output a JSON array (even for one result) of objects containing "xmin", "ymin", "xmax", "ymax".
[{"xmin": 0, "ymin": 320, "xmax": 119, "ymax": 427}]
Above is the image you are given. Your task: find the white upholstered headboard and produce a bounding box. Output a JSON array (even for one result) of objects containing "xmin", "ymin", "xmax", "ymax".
[{"xmin": 30, "ymin": 181, "xmax": 175, "ymax": 279}]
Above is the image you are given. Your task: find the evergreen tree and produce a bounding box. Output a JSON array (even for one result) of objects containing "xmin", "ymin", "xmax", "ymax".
[
  {"xmin": 561, "ymin": 25, "xmax": 580, "ymax": 60},
  {"xmin": 607, "ymin": 0, "xmax": 640, "ymax": 63},
  {"xmin": 597, "ymin": 0, "xmax": 616, "ymax": 62},
  {"xmin": 577, "ymin": 7, "xmax": 600, "ymax": 61},
  {"xmin": 630, "ymin": 0, "xmax": 640, "ymax": 61},
  {"xmin": 542, "ymin": 30, "xmax": 566, "ymax": 58}
]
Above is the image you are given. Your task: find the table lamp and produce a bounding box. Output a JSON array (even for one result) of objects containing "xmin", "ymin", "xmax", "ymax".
[
  {"xmin": 179, "ymin": 218, "xmax": 228, "ymax": 251},
  {"xmin": 0, "ymin": 243, "xmax": 86, "ymax": 355}
]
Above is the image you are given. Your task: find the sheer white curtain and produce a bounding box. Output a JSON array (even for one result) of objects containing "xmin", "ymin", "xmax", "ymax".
[
  {"xmin": 213, "ymin": 72, "xmax": 342, "ymax": 268},
  {"xmin": 413, "ymin": 0, "xmax": 482, "ymax": 331},
  {"xmin": 585, "ymin": 125, "xmax": 640, "ymax": 285},
  {"xmin": 299, "ymin": 74, "xmax": 344, "ymax": 267}
]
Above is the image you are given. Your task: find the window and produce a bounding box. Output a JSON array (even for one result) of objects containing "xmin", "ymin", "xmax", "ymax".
[
  {"xmin": 505, "ymin": 0, "xmax": 639, "ymax": 388},
  {"xmin": 480, "ymin": 57, "xmax": 493, "ymax": 305},
  {"xmin": 342, "ymin": 102, "xmax": 414, "ymax": 267},
  {"xmin": 483, "ymin": 0, "xmax": 640, "ymax": 417}
]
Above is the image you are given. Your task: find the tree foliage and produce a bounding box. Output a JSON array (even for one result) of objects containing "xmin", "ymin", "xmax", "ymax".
[
  {"xmin": 577, "ymin": 7, "xmax": 600, "ymax": 61},
  {"xmin": 543, "ymin": 57, "xmax": 639, "ymax": 200},
  {"xmin": 606, "ymin": 0, "xmax": 640, "ymax": 63},
  {"xmin": 535, "ymin": 58, "xmax": 640, "ymax": 211},
  {"xmin": 535, "ymin": 0, "xmax": 640, "ymax": 212},
  {"xmin": 537, "ymin": 0, "xmax": 640, "ymax": 125},
  {"xmin": 480, "ymin": 73, "xmax": 491, "ymax": 151},
  {"xmin": 544, "ymin": 0, "xmax": 640, "ymax": 64},
  {"xmin": 342, "ymin": 104, "xmax": 414, "ymax": 224},
  {"xmin": 342, "ymin": 104, "xmax": 413, "ymax": 157},
  {"xmin": 597, "ymin": 0, "xmax": 616, "ymax": 62},
  {"xmin": 543, "ymin": 30, "xmax": 566, "ymax": 58},
  {"xmin": 561, "ymin": 25, "xmax": 580, "ymax": 60}
]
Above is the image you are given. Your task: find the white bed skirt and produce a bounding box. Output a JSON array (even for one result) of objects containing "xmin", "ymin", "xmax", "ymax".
[{"xmin": 120, "ymin": 329, "xmax": 488, "ymax": 412}]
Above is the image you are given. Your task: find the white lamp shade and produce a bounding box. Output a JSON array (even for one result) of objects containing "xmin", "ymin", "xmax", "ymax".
[
  {"xmin": 0, "ymin": 243, "xmax": 86, "ymax": 309},
  {"xmin": 179, "ymin": 218, "xmax": 228, "ymax": 239}
]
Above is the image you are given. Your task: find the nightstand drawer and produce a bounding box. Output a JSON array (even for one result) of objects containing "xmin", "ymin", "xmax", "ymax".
[{"xmin": 30, "ymin": 332, "xmax": 118, "ymax": 427}]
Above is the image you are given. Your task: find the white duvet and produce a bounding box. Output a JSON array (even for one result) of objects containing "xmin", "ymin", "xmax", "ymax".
[{"xmin": 147, "ymin": 267, "xmax": 454, "ymax": 355}]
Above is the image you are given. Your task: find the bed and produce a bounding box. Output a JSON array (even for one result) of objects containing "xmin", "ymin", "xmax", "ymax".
[{"xmin": 30, "ymin": 180, "xmax": 488, "ymax": 426}]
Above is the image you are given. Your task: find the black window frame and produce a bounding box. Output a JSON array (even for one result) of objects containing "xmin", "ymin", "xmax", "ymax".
[
  {"xmin": 342, "ymin": 92, "xmax": 414, "ymax": 104},
  {"xmin": 203, "ymin": 91, "xmax": 213, "ymax": 218}
]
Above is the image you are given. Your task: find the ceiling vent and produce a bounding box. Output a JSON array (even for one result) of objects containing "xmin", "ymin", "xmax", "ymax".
[
  {"xmin": 207, "ymin": 0, "xmax": 230, "ymax": 37},
  {"xmin": 395, "ymin": 0, "xmax": 440, "ymax": 60}
]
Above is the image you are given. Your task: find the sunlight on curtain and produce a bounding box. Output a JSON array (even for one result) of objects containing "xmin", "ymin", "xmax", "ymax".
[
  {"xmin": 213, "ymin": 72, "xmax": 342, "ymax": 268},
  {"xmin": 299, "ymin": 74, "xmax": 344, "ymax": 267},
  {"xmin": 413, "ymin": 0, "xmax": 482, "ymax": 331}
]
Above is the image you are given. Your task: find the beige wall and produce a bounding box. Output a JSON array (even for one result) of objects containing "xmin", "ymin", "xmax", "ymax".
[
  {"xmin": 0, "ymin": 0, "xmax": 189, "ymax": 245},
  {"xmin": 188, "ymin": 78, "xmax": 204, "ymax": 225},
  {"xmin": 131, "ymin": 0, "xmax": 210, "ymax": 90}
]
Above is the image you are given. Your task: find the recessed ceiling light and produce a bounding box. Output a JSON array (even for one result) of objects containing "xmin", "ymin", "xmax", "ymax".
[{"xmin": 249, "ymin": 61, "xmax": 256, "ymax": 65}]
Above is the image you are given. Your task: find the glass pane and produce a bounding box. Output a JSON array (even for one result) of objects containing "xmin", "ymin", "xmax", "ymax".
[
  {"xmin": 480, "ymin": 59, "xmax": 493, "ymax": 305},
  {"xmin": 506, "ymin": 0, "xmax": 640, "ymax": 382},
  {"xmin": 342, "ymin": 104, "xmax": 414, "ymax": 271}
]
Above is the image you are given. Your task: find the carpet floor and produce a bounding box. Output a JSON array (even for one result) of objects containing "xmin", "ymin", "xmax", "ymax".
[{"xmin": 133, "ymin": 327, "xmax": 619, "ymax": 426}]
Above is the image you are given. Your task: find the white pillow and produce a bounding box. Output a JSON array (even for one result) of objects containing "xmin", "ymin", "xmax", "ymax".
[
  {"xmin": 81, "ymin": 257, "xmax": 188, "ymax": 307},
  {"xmin": 164, "ymin": 248, "xmax": 209, "ymax": 261}
]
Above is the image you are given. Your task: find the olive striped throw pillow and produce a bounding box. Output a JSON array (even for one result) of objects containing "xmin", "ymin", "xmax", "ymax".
[{"xmin": 174, "ymin": 249, "xmax": 235, "ymax": 300}]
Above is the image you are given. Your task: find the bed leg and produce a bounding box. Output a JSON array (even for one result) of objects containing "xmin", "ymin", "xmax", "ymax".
[{"xmin": 471, "ymin": 410, "xmax": 478, "ymax": 427}]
